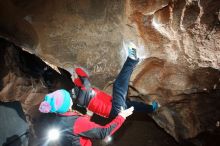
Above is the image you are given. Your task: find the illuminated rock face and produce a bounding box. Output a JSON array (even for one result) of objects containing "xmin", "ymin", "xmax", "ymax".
[
  {"xmin": 126, "ymin": 0, "xmax": 220, "ymax": 141},
  {"xmin": 0, "ymin": 0, "xmax": 125, "ymax": 87},
  {"xmin": 0, "ymin": 0, "xmax": 220, "ymax": 143},
  {"xmin": 127, "ymin": 0, "xmax": 220, "ymax": 69},
  {"xmin": 129, "ymin": 58, "xmax": 220, "ymax": 141}
]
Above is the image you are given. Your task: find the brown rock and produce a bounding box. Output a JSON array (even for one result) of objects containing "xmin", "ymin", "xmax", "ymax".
[{"xmin": 0, "ymin": 0, "xmax": 220, "ymax": 143}]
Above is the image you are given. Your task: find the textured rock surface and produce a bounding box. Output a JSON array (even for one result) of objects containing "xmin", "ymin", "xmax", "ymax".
[
  {"xmin": 0, "ymin": 0, "xmax": 220, "ymax": 144},
  {"xmin": 0, "ymin": 0, "xmax": 125, "ymax": 87},
  {"xmin": 126, "ymin": 0, "xmax": 220, "ymax": 141},
  {"xmin": 129, "ymin": 58, "xmax": 220, "ymax": 140}
]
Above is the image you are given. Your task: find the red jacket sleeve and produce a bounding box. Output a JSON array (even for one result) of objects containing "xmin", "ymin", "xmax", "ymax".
[
  {"xmin": 73, "ymin": 115, "xmax": 125, "ymax": 139},
  {"xmin": 75, "ymin": 68, "xmax": 89, "ymax": 78}
]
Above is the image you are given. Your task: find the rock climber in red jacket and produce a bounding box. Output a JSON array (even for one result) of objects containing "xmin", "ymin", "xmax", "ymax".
[
  {"xmin": 38, "ymin": 42, "xmax": 158, "ymax": 146},
  {"xmin": 72, "ymin": 42, "xmax": 159, "ymax": 118}
]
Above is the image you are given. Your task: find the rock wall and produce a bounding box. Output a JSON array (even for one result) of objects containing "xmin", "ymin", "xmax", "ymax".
[
  {"xmin": 125, "ymin": 0, "xmax": 220, "ymax": 141},
  {"xmin": 0, "ymin": 0, "xmax": 220, "ymax": 143},
  {"xmin": 127, "ymin": 0, "xmax": 220, "ymax": 69},
  {"xmin": 0, "ymin": 0, "xmax": 126, "ymax": 88}
]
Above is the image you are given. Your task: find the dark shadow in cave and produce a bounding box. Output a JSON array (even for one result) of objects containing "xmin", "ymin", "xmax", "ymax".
[
  {"xmin": 0, "ymin": 38, "xmax": 10, "ymax": 91},
  {"xmin": 0, "ymin": 101, "xmax": 27, "ymax": 123},
  {"xmin": 91, "ymin": 112, "xmax": 188, "ymax": 146},
  {"xmin": 0, "ymin": 37, "xmax": 75, "ymax": 94},
  {"xmin": 2, "ymin": 133, "xmax": 29, "ymax": 146},
  {"xmin": 2, "ymin": 135, "xmax": 22, "ymax": 146},
  {"xmin": 17, "ymin": 44, "xmax": 74, "ymax": 91},
  {"xmin": 190, "ymin": 90, "xmax": 220, "ymax": 146},
  {"xmin": 0, "ymin": 101, "xmax": 28, "ymax": 146}
]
